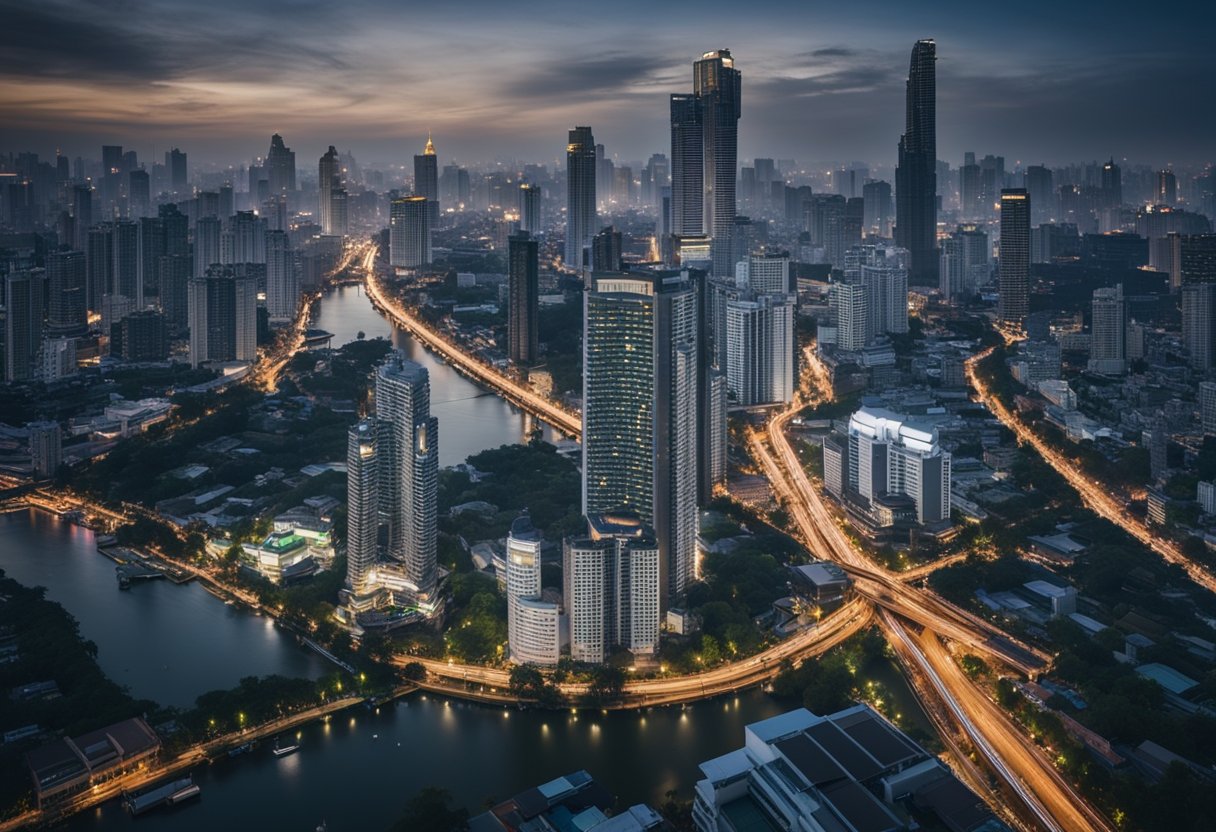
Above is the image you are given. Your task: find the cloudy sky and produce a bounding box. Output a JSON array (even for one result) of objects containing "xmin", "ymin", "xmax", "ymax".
[{"xmin": 2, "ymin": 0, "xmax": 1212, "ymax": 170}]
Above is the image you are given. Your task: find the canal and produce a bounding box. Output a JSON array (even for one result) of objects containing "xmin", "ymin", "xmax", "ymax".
[{"xmin": 2, "ymin": 284, "xmax": 931, "ymax": 830}]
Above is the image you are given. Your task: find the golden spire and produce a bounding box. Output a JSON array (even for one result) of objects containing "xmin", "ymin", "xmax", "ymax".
[{"xmin": 423, "ymin": 131, "xmax": 436, "ymax": 156}]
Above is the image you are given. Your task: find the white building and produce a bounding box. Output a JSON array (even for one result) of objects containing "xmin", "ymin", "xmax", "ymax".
[
  {"xmin": 847, "ymin": 407, "xmax": 951, "ymax": 524},
  {"xmin": 563, "ymin": 513, "xmax": 660, "ymax": 664},
  {"xmin": 830, "ymin": 281, "xmax": 867, "ymax": 352},
  {"xmin": 40, "ymin": 337, "xmax": 77, "ymax": 382},
  {"xmin": 735, "ymin": 253, "xmax": 789, "ymax": 294},
  {"xmin": 345, "ymin": 419, "xmax": 379, "ymax": 595},
  {"xmin": 506, "ymin": 513, "xmax": 561, "ymax": 666},
  {"xmin": 724, "ymin": 293, "xmax": 795, "ymax": 406}
]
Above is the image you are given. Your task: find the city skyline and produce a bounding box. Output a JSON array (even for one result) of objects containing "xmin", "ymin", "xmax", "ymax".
[{"xmin": 3, "ymin": 1, "xmax": 1213, "ymax": 167}]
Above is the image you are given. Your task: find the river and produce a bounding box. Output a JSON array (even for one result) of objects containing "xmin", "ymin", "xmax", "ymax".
[
  {"xmin": 0, "ymin": 285, "xmax": 786, "ymax": 830},
  {"xmin": 311, "ymin": 283, "xmax": 556, "ymax": 467}
]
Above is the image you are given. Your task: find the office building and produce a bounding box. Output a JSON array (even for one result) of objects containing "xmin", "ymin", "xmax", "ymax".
[
  {"xmin": 187, "ymin": 267, "xmax": 258, "ymax": 368},
  {"xmin": 591, "ymin": 226, "xmax": 622, "ymax": 271},
  {"xmin": 506, "ymin": 512, "xmax": 561, "ymax": 666},
  {"xmin": 998, "ymin": 189, "xmax": 1030, "ymax": 330},
  {"xmin": 670, "ymin": 93, "xmax": 704, "ymax": 237},
  {"xmin": 518, "ymin": 184, "xmax": 541, "ymax": 235},
  {"xmin": 194, "ymin": 215, "xmax": 222, "ymax": 278},
  {"xmin": 736, "ymin": 252, "xmax": 790, "ymax": 294},
  {"xmin": 564, "ymin": 513, "xmax": 661, "ymax": 663},
  {"xmin": 831, "ymin": 280, "xmax": 868, "ymax": 352},
  {"xmin": 4, "ymin": 271, "xmax": 43, "ymax": 382},
  {"xmin": 28, "ymin": 421, "xmax": 62, "ymax": 480},
  {"xmin": 862, "ymin": 180, "xmax": 892, "ymax": 238},
  {"xmin": 374, "ymin": 352, "xmax": 439, "ymax": 599},
  {"xmin": 894, "ymin": 39, "xmax": 937, "ymax": 285},
  {"xmin": 507, "ymin": 232, "xmax": 539, "ymax": 365},
  {"xmin": 565, "ymin": 126, "xmax": 597, "ymax": 270},
  {"xmin": 1088, "ymin": 284, "xmax": 1126, "ymax": 375},
  {"xmin": 844, "ymin": 406, "xmax": 952, "ymax": 525},
  {"xmin": 1025, "ymin": 164, "xmax": 1054, "ymax": 225},
  {"xmin": 1200, "ymin": 382, "xmax": 1216, "ymax": 436},
  {"xmin": 1156, "ymin": 169, "xmax": 1177, "ymax": 206},
  {"xmin": 345, "ymin": 419, "xmax": 379, "ymax": 593},
  {"xmin": 693, "ymin": 706, "xmax": 1002, "ymax": 832},
  {"xmin": 114, "ymin": 310, "xmax": 168, "ymax": 361},
  {"xmin": 318, "ymin": 145, "xmax": 341, "ymax": 235},
  {"xmin": 46, "ymin": 250, "xmax": 87, "ymax": 338},
  {"xmin": 166, "ymin": 148, "xmax": 187, "ymax": 193},
  {"xmin": 413, "ymin": 134, "xmax": 439, "ymax": 229},
  {"xmin": 695, "ymin": 50, "xmax": 742, "ymax": 276},
  {"xmin": 265, "ymin": 230, "xmax": 296, "ymax": 323},
  {"xmin": 388, "ymin": 196, "xmax": 431, "ymax": 268},
  {"xmin": 265, "ymin": 133, "xmax": 296, "ymax": 194},
  {"xmin": 724, "ymin": 293, "xmax": 795, "ymax": 406},
  {"xmin": 583, "ymin": 271, "xmax": 698, "ymax": 605}
]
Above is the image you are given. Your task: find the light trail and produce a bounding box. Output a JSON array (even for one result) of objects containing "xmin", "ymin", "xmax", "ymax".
[
  {"xmin": 966, "ymin": 344, "xmax": 1216, "ymax": 596},
  {"xmin": 361, "ymin": 244, "xmax": 582, "ymax": 438}
]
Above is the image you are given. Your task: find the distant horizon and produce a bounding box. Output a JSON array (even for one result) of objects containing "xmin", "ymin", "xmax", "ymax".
[{"xmin": 2, "ymin": 0, "xmax": 1213, "ymax": 169}]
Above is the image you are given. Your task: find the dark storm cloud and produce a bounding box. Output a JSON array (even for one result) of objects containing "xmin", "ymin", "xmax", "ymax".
[
  {"xmin": 0, "ymin": 0, "xmax": 354, "ymax": 81},
  {"xmin": 501, "ymin": 54, "xmax": 673, "ymax": 101},
  {"xmin": 807, "ymin": 47, "xmax": 857, "ymax": 59}
]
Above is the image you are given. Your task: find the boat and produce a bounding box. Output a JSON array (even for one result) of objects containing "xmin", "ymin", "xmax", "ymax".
[
  {"xmin": 227, "ymin": 741, "xmax": 254, "ymax": 757},
  {"xmin": 272, "ymin": 738, "xmax": 301, "ymax": 757},
  {"xmin": 124, "ymin": 776, "xmax": 194, "ymax": 815},
  {"xmin": 166, "ymin": 783, "xmax": 201, "ymax": 805}
]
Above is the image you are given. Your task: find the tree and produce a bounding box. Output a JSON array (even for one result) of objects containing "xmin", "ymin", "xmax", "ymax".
[
  {"xmin": 391, "ymin": 787, "xmax": 469, "ymax": 832},
  {"xmin": 584, "ymin": 666, "xmax": 626, "ymax": 705},
  {"xmin": 401, "ymin": 661, "xmax": 426, "ymax": 682}
]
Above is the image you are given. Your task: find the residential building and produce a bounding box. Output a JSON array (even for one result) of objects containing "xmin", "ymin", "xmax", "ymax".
[
  {"xmin": 1088, "ymin": 284, "xmax": 1126, "ymax": 375},
  {"xmin": 507, "ymin": 232, "xmax": 539, "ymax": 365},
  {"xmin": 844, "ymin": 406, "xmax": 952, "ymax": 524},
  {"xmin": 724, "ymin": 292, "xmax": 795, "ymax": 406},
  {"xmin": 345, "ymin": 419, "xmax": 379, "ymax": 594},
  {"xmin": 265, "ymin": 230, "xmax": 296, "ymax": 323},
  {"xmin": 4, "ymin": 271, "xmax": 43, "ymax": 382},
  {"xmin": 187, "ymin": 267, "xmax": 257, "ymax": 368},
  {"xmin": 506, "ymin": 512, "xmax": 561, "ymax": 666},
  {"xmin": 28, "ymin": 421, "xmax": 61, "ymax": 479}
]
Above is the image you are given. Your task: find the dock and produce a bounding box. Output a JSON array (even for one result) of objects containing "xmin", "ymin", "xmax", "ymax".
[{"xmin": 124, "ymin": 775, "xmax": 195, "ymax": 815}]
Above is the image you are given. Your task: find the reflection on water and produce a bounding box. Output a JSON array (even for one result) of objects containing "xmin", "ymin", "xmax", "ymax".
[{"xmin": 312, "ymin": 284, "xmax": 557, "ymax": 466}]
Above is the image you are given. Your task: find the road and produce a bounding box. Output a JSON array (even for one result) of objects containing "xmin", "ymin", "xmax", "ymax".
[
  {"xmin": 748, "ymin": 344, "xmax": 1110, "ymax": 831},
  {"xmin": 885, "ymin": 613, "xmax": 1108, "ymax": 832},
  {"xmin": 395, "ymin": 598, "xmax": 874, "ymax": 708},
  {"xmin": 362, "ymin": 246, "xmax": 582, "ymax": 438},
  {"xmin": 966, "ymin": 345, "xmax": 1216, "ymax": 596}
]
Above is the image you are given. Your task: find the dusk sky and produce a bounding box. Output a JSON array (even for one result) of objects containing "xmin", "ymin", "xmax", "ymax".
[{"xmin": 3, "ymin": 0, "xmax": 1212, "ymax": 170}]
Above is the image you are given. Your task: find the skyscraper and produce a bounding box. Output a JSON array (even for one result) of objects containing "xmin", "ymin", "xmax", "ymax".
[
  {"xmin": 591, "ymin": 226, "xmax": 622, "ymax": 272},
  {"xmin": 518, "ymin": 184, "xmax": 541, "ymax": 235},
  {"xmin": 265, "ymin": 134, "xmax": 296, "ymax": 194},
  {"xmin": 1101, "ymin": 158, "xmax": 1122, "ymax": 209},
  {"xmin": 265, "ymin": 230, "xmax": 296, "ymax": 322},
  {"xmin": 4, "ymin": 271, "xmax": 43, "ymax": 382},
  {"xmin": 894, "ymin": 39, "xmax": 937, "ymax": 286},
  {"xmin": 998, "ymin": 189, "xmax": 1030, "ymax": 330},
  {"xmin": 583, "ymin": 272, "xmax": 698, "ymax": 606},
  {"xmin": 862, "ymin": 180, "xmax": 893, "ymax": 238},
  {"xmin": 847, "ymin": 407, "xmax": 952, "ymax": 525},
  {"xmin": 374, "ymin": 353, "xmax": 439, "ymax": 599},
  {"xmin": 318, "ymin": 145, "xmax": 340, "ymax": 235},
  {"xmin": 670, "ymin": 93, "xmax": 704, "ymax": 237},
  {"xmin": 187, "ymin": 267, "xmax": 258, "ymax": 368},
  {"xmin": 46, "ymin": 250, "xmax": 87, "ymax": 338},
  {"xmin": 413, "ymin": 134, "xmax": 439, "ymax": 229},
  {"xmin": 693, "ymin": 50, "xmax": 742, "ymax": 276},
  {"xmin": 507, "ymin": 233, "xmax": 539, "ymax": 365},
  {"xmin": 723, "ymin": 292, "xmax": 795, "ymax": 406},
  {"xmin": 166, "ymin": 148, "xmax": 188, "ymax": 193},
  {"xmin": 1156, "ymin": 169, "xmax": 1177, "ymax": 206},
  {"xmin": 563, "ymin": 513, "xmax": 661, "ymax": 663},
  {"xmin": 1088, "ymin": 284, "xmax": 1126, "ymax": 375},
  {"xmin": 71, "ymin": 185, "xmax": 93, "ymax": 252},
  {"xmin": 831, "ymin": 280, "xmax": 868, "ymax": 352},
  {"xmin": 194, "ymin": 216, "xmax": 222, "ymax": 278},
  {"xmin": 345, "ymin": 419, "xmax": 380, "ymax": 593},
  {"xmin": 388, "ymin": 196, "xmax": 431, "ymax": 268},
  {"xmin": 565, "ymin": 126, "xmax": 597, "ymax": 270}
]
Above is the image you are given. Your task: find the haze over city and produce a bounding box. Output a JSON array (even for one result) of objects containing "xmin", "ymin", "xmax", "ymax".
[{"xmin": 3, "ymin": 0, "xmax": 1213, "ymax": 166}]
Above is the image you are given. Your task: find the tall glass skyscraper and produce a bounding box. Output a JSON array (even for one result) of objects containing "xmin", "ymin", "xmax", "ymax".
[
  {"xmin": 998, "ymin": 189, "xmax": 1031, "ymax": 330},
  {"xmin": 374, "ymin": 353, "xmax": 439, "ymax": 599},
  {"xmin": 670, "ymin": 51, "xmax": 741, "ymax": 277},
  {"xmin": 318, "ymin": 145, "xmax": 340, "ymax": 235},
  {"xmin": 582, "ymin": 272, "xmax": 698, "ymax": 606},
  {"xmin": 565, "ymin": 126, "xmax": 597, "ymax": 270},
  {"xmin": 895, "ymin": 39, "xmax": 937, "ymax": 286},
  {"xmin": 413, "ymin": 134, "xmax": 439, "ymax": 229},
  {"xmin": 345, "ymin": 419, "xmax": 380, "ymax": 593},
  {"xmin": 389, "ymin": 196, "xmax": 431, "ymax": 268},
  {"xmin": 507, "ymin": 232, "xmax": 539, "ymax": 364}
]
